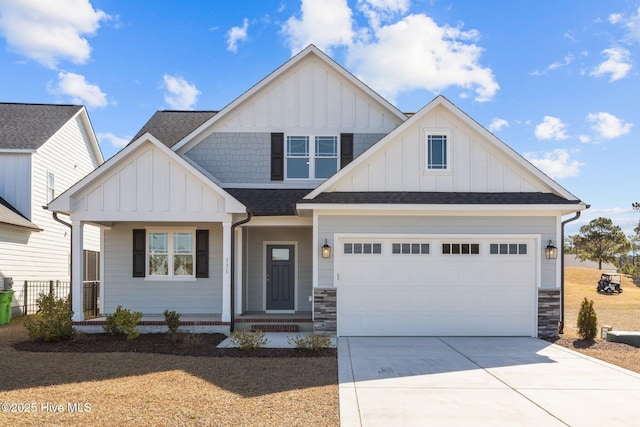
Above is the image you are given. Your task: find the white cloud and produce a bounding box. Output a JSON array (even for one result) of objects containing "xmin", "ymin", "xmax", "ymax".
[
  {"xmin": 488, "ymin": 118, "xmax": 509, "ymax": 132},
  {"xmin": 610, "ymin": 7, "xmax": 640, "ymax": 43},
  {"xmin": 97, "ymin": 132, "xmax": 129, "ymax": 148},
  {"xmin": 609, "ymin": 13, "xmax": 622, "ymax": 24},
  {"xmin": 357, "ymin": 0, "xmax": 410, "ymax": 30},
  {"xmin": 590, "ymin": 47, "xmax": 632, "ymax": 81},
  {"xmin": 0, "ymin": 0, "xmax": 107, "ymax": 68},
  {"xmin": 48, "ymin": 72, "xmax": 107, "ymax": 108},
  {"xmin": 282, "ymin": 0, "xmax": 354, "ymax": 54},
  {"xmin": 548, "ymin": 54, "xmax": 574, "ymax": 70},
  {"xmin": 226, "ymin": 18, "xmax": 249, "ymax": 53},
  {"xmin": 587, "ymin": 112, "xmax": 633, "ymax": 139},
  {"xmin": 525, "ymin": 149, "xmax": 583, "ymax": 179},
  {"xmin": 578, "ymin": 134, "xmax": 591, "ymax": 143},
  {"xmin": 162, "ymin": 74, "xmax": 200, "ymax": 110},
  {"xmin": 535, "ymin": 116, "xmax": 568, "ymax": 140}
]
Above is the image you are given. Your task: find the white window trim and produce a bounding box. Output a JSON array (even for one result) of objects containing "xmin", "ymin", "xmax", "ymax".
[
  {"xmin": 424, "ymin": 129, "xmax": 451, "ymax": 173},
  {"xmin": 285, "ymin": 134, "xmax": 339, "ymax": 180},
  {"xmin": 145, "ymin": 228, "xmax": 196, "ymax": 280},
  {"xmin": 47, "ymin": 171, "xmax": 55, "ymax": 202}
]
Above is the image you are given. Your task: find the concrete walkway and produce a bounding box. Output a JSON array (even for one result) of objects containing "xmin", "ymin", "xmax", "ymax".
[{"xmin": 339, "ymin": 337, "xmax": 640, "ymax": 426}]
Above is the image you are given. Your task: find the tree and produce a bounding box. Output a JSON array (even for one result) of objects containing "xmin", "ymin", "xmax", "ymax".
[
  {"xmin": 572, "ymin": 217, "xmax": 630, "ymax": 269},
  {"xmin": 633, "ymin": 202, "xmax": 640, "ymax": 211}
]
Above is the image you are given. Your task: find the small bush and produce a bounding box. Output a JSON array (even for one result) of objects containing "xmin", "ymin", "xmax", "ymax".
[
  {"xmin": 163, "ymin": 310, "xmax": 181, "ymax": 334},
  {"xmin": 577, "ymin": 297, "xmax": 598, "ymax": 340},
  {"xmin": 24, "ymin": 293, "xmax": 75, "ymax": 342},
  {"xmin": 287, "ymin": 334, "xmax": 332, "ymax": 351},
  {"xmin": 229, "ymin": 329, "xmax": 269, "ymax": 350},
  {"xmin": 103, "ymin": 305, "xmax": 143, "ymax": 340}
]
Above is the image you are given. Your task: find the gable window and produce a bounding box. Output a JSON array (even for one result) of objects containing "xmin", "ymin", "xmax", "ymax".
[
  {"xmin": 427, "ymin": 134, "xmax": 448, "ymax": 170},
  {"xmin": 286, "ymin": 135, "xmax": 339, "ymax": 179},
  {"xmin": 47, "ymin": 172, "xmax": 55, "ymax": 202}
]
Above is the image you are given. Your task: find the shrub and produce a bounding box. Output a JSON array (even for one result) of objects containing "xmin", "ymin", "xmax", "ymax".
[
  {"xmin": 229, "ymin": 329, "xmax": 269, "ymax": 350},
  {"xmin": 577, "ymin": 297, "xmax": 598, "ymax": 340},
  {"xmin": 287, "ymin": 334, "xmax": 332, "ymax": 351},
  {"xmin": 163, "ymin": 310, "xmax": 181, "ymax": 334},
  {"xmin": 103, "ymin": 305, "xmax": 143, "ymax": 340},
  {"xmin": 24, "ymin": 293, "xmax": 75, "ymax": 342}
]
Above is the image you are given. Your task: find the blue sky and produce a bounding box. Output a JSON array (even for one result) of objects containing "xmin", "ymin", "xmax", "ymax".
[{"xmin": 0, "ymin": 0, "xmax": 638, "ymax": 236}]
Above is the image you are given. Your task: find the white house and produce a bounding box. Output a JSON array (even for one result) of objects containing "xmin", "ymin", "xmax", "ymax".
[
  {"xmin": 48, "ymin": 46, "xmax": 586, "ymax": 337},
  {"xmin": 0, "ymin": 103, "xmax": 104, "ymax": 314}
]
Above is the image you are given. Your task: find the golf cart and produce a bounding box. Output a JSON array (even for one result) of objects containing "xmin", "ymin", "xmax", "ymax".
[{"xmin": 597, "ymin": 273, "xmax": 623, "ymax": 293}]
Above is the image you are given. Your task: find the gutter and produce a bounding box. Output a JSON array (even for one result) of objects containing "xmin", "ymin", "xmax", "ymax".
[
  {"xmin": 50, "ymin": 210, "xmax": 73, "ymax": 308},
  {"xmin": 559, "ymin": 208, "xmax": 587, "ymax": 333},
  {"xmin": 230, "ymin": 210, "xmax": 252, "ymax": 332}
]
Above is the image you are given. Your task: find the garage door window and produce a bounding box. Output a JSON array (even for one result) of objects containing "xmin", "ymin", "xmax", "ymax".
[
  {"xmin": 392, "ymin": 243, "xmax": 430, "ymax": 254},
  {"xmin": 442, "ymin": 243, "xmax": 480, "ymax": 255},
  {"xmin": 490, "ymin": 243, "xmax": 528, "ymax": 255},
  {"xmin": 344, "ymin": 243, "xmax": 382, "ymax": 254}
]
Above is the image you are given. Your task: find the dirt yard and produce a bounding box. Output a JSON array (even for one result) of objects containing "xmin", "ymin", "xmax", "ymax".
[
  {"xmin": 0, "ymin": 318, "xmax": 339, "ymax": 427},
  {"xmin": 551, "ymin": 267, "xmax": 640, "ymax": 373}
]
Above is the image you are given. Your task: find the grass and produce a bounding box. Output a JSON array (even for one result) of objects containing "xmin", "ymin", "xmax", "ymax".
[
  {"xmin": 0, "ymin": 319, "xmax": 338, "ymax": 426},
  {"xmin": 557, "ymin": 267, "xmax": 640, "ymax": 373}
]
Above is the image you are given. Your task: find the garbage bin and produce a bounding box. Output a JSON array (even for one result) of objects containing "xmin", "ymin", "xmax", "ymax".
[{"xmin": 0, "ymin": 290, "xmax": 15, "ymax": 325}]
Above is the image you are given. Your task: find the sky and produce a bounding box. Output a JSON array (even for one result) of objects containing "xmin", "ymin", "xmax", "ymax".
[{"xmin": 0, "ymin": 0, "xmax": 638, "ymax": 236}]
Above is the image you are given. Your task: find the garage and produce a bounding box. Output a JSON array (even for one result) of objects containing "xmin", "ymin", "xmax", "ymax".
[{"xmin": 336, "ymin": 237, "xmax": 537, "ymax": 337}]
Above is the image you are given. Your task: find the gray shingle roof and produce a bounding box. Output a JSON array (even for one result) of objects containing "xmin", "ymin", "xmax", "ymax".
[
  {"xmin": 132, "ymin": 110, "xmax": 218, "ymax": 147},
  {"xmin": 0, "ymin": 103, "xmax": 82, "ymax": 150},
  {"xmin": 302, "ymin": 192, "xmax": 581, "ymax": 205},
  {"xmin": 225, "ymin": 188, "xmax": 314, "ymax": 216},
  {"xmin": 0, "ymin": 196, "xmax": 41, "ymax": 231}
]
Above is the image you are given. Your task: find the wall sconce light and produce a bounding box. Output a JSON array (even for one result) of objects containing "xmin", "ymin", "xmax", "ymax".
[
  {"xmin": 545, "ymin": 240, "xmax": 558, "ymax": 259},
  {"xmin": 321, "ymin": 239, "xmax": 332, "ymax": 259}
]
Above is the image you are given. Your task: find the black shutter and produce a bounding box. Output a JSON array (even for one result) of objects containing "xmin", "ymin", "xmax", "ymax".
[
  {"xmin": 271, "ymin": 133, "xmax": 284, "ymax": 181},
  {"xmin": 196, "ymin": 229, "xmax": 209, "ymax": 278},
  {"xmin": 340, "ymin": 133, "xmax": 354, "ymax": 168},
  {"xmin": 132, "ymin": 229, "xmax": 145, "ymax": 277}
]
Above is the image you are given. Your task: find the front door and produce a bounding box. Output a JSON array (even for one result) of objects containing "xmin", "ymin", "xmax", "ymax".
[{"xmin": 266, "ymin": 245, "xmax": 295, "ymax": 310}]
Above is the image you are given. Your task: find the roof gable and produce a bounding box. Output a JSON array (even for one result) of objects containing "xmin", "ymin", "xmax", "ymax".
[
  {"xmin": 131, "ymin": 110, "xmax": 218, "ymax": 148},
  {"xmin": 307, "ymin": 96, "xmax": 581, "ymax": 203}
]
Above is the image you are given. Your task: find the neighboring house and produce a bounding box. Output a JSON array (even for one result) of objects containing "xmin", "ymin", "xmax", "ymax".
[
  {"xmin": 48, "ymin": 46, "xmax": 586, "ymax": 338},
  {"xmin": 564, "ymin": 254, "xmax": 616, "ymax": 271},
  {"xmin": 0, "ymin": 103, "xmax": 104, "ymax": 313}
]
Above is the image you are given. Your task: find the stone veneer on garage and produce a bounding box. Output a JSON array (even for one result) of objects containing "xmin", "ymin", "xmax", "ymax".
[
  {"xmin": 313, "ymin": 288, "xmax": 336, "ymax": 335},
  {"xmin": 538, "ymin": 288, "xmax": 560, "ymax": 338}
]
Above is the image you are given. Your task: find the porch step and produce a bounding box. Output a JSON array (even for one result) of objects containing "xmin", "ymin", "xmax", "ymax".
[{"xmin": 251, "ymin": 324, "xmax": 299, "ymax": 333}]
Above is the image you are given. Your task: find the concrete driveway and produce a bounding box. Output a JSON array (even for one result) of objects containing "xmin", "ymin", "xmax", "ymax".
[{"xmin": 338, "ymin": 337, "xmax": 640, "ymax": 426}]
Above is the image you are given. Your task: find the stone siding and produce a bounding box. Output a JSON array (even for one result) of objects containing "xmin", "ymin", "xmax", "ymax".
[
  {"xmin": 313, "ymin": 288, "xmax": 337, "ymax": 335},
  {"xmin": 354, "ymin": 133, "xmax": 387, "ymax": 157},
  {"xmin": 538, "ymin": 288, "xmax": 560, "ymax": 338}
]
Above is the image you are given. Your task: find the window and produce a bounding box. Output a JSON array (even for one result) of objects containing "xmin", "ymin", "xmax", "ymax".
[
  {"xmin": 490, "ymin": 243, "xmax": 528, "ymax": 255},
  {"xmin": 392, "ymin": 243, "xmax": 430, "ymax": 255},
  {"xmin": 286, "ymin": 135, "xmax": 339, "ymax": 179},
  {"xmin": 147, "ymin": 230, "xmax": 194, "ymax": 278},
  {"xmin": 442, "ymin": 243, "xmax": 480, "ymax": 255},
  {"xmin": 47, "ymin": 172, "xmax": 55, "ymax": 202},
  {"xmin": 427, "ymin": 134, "xmax": 447, "ymax": 170},
  {"xmin": 344, "ymin": 243, "xmax": 382, "ymax": 255}
]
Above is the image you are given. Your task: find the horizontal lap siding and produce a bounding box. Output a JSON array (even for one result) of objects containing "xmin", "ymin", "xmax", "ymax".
[
  {"xmin": 103, "ymin": 223, "xmax": 223, "ymax": 314},
  {"xmin": 317, "ymin": 215, "xmax": 557, "ymax": 288}
]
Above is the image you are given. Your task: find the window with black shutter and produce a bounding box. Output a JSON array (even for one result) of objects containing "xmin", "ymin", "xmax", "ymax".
[
  {"xmin": 132, "ymin": 229, "xmax": 146, "ymax": 277},
  {"xmin": 271, "ymin": 133, "xmax": 284, "ymax": 181},
  {"xmin": 196, "ymin": 229, "xmax": 209, "ymax": 278},
  {"xmin": 340, "ymin": 133, "xmax": 353, "ymax": 168}
]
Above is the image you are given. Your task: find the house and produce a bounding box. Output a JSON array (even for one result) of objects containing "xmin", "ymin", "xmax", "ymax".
[
  {"xmin": 48, "ymin": 45, "xmax": 586, "ymax": 338},
  {"xmin": 0, "ymin": 103, "xmax": 104, "ymax": 314}
]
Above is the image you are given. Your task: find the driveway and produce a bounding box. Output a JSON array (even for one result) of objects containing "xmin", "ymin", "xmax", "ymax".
[{"xmin": 338, "ymin": 337, "xmax": 640, "ymax": 426}]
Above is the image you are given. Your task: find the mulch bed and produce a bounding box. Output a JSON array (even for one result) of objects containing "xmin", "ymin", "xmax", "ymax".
[{"xmin": 12, "ymin": 332, "xmax": 336, "ymax": 358}]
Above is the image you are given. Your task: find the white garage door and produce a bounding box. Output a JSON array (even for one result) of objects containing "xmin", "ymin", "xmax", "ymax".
[{"xmin": 336, "ymin": 237, "xmax": 537, "ymax": 337}]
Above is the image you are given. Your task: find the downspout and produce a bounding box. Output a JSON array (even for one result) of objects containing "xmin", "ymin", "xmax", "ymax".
[
  {"xmin": 230, "ymin": 210, "xmax": 252, "ymax": 332},
  {"xmin": 51, "ymin": 211, "xmax": 73, "ymax": 308},
  {"xmin": 559, "ymin": 209, "xmax": 585, "ymax": 334}
]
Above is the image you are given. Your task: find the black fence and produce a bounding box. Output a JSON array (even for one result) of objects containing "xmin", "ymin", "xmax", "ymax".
[{"xmin": 22, "ymin": 280, "xmax": 100, "ymax": 318}]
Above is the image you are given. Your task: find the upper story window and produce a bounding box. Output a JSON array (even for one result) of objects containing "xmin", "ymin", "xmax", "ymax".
[
  {"xmin": 426, "ymin": 134, "xmax": 448, "ymax": 170},
  {"xmin": 286, "ymin": 135, "xmax": 338, "ymax": 179},
  {"xmin": 47, "ymin": 172, "xmax": 55, "ymax": 202}
]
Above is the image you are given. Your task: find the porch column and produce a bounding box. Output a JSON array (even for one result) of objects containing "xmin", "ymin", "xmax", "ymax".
[
  {"xmin": 71, "ymin": 220, "xmax": 84, "ymax": 321},
  {"xmin": 235, "ymin": 227, "xmax": 243, "ymax": 315},
  {"xmin": 221, "ymin": 221, "xmax": 231, "ymax": 322}
]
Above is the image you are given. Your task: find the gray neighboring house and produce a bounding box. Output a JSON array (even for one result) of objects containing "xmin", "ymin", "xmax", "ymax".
[
  {"xmin": 0, "ymin": 103, "xmax": 103, "ymax": 314},
  {"xmin": 49, "ymin": 45, "xmax": 586, "ymax": 338}
]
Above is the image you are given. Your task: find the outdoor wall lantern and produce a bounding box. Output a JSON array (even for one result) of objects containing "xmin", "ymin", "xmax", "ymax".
[
  {"xmin": 322, "ymin": 239, "xmax": 332, "ymax": 259},
  {"xmin": 545, "ymin": 240, "xmax": 558, "ymax": 259}
]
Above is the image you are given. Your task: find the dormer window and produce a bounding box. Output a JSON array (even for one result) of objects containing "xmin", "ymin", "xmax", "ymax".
[{"xmin": 286, "ymin": 135, "xmax": 338, "ymax": 179}]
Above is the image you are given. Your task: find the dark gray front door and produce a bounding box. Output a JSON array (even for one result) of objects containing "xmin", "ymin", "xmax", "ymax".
[{"xmin": 266, "ymin": 245, "xmax": 295, "ymax": 310}]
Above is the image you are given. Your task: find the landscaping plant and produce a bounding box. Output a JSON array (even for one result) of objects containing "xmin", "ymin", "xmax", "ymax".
[
  {"xmin": 103, "ymin": 305, "xmax": 143, "ymax": 340},
  {"xmin": 577, "ymin": 297, "xmax": 598, "ymax": 340},
  {"xmin": 287, "ymin": 334, "xmax": 332, "ymax": 351},
  {"xmin": 229, "ymin": 329, "xmax": 269, "ymax": 350},
  {"xmin": 163, "ymin": 309, "xmax": 181, "ymax": 334},
  {"xmin": 24, "ymin": 293, "xmax": 75, "ymax": 342}
]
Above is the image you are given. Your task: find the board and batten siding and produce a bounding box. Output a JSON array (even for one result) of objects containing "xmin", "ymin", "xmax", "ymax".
[
  {"xmin": 326, "ymin": 105, "xmax": 548, "ymax": 194},
  {"xmin": 0, "ymin": 153, "xmax": 32, "ymax": 219},
  {"xmin": 317, "ymin": 215, "xmax": 558, "ymax": 289},
  {"xmin": 102, "ymin": 223, "xmax": 223, "ymax": 314},
  {"xmin": 243, "ymin": 227, "xmax": 312, "ymax": 312}
]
